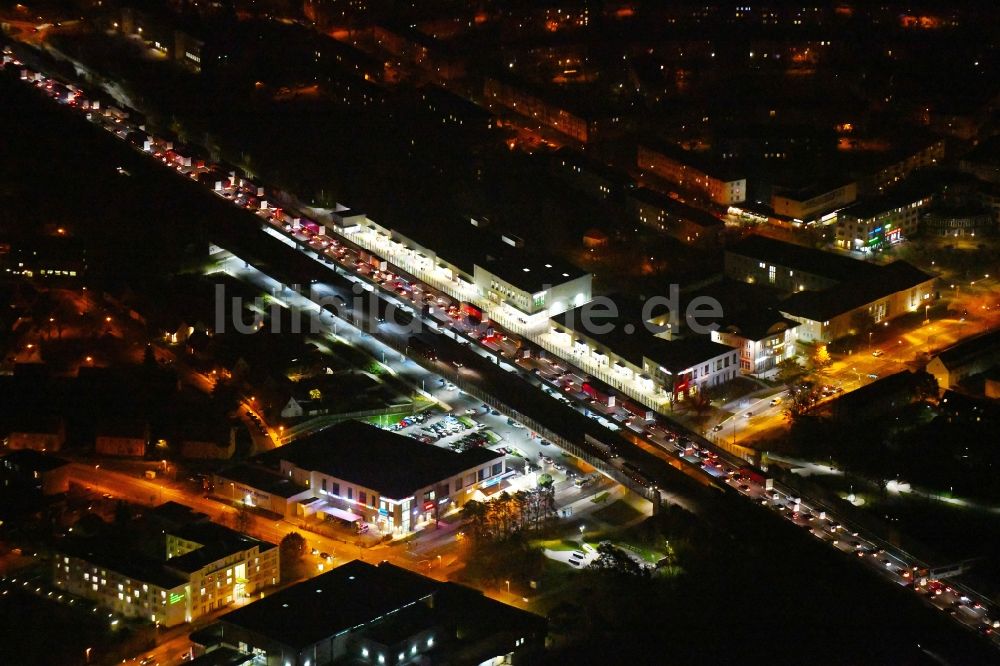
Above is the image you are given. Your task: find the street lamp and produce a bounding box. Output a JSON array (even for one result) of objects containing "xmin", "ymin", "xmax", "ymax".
[{"xmin": 505, "ymin": 580, "xmax": 510, "ymax": 594}]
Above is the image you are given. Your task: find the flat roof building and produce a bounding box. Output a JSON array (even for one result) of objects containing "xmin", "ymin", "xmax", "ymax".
[
  {"xmin": 194, "ymin": 559, "xmax": 547, "ymax": 666},
  {"xmin": 927, "ymin": 328, "xmax": 1000, "ymax": 391},
  {"xmin": 219, "ymin": 421, "xmax": 506, "ymax": 535},
  {"xmin": 627, "ymin": 187, "xmax": 725, "ymax": 247},
  {"xmin": 54, "ymin": 514, "xmax": 278, "ymax": 627},
  {"xmin": 637, "ymin": 141, "xmax": 746, "ymax": 206},
  {"xmin": 338, "ymin": 212, "xmax": 592, "ymax": 331},
  {"xmin": 835, "ymin": 183, "xmax": 935, "ymax": 252},
  {"xmin": 725, "ymin": 235, "xmax": 882, "ymax": 292},
  {"xmin": 777, "ymin": 261, "xmax": 935, "ymax": 343},
  {"xmin": 726, "ymin": 235, "xmax": 935, "ymax": 342},
  {"xmin": 770, "ymin": 180, "xmax": 857, "ymax": 224},
  {"xmin": 544, "ymin": 298, "xmax": 739, "ymax": 408}
]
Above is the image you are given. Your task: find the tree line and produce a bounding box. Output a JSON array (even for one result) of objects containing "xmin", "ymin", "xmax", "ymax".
[{"xmin": 461, "ymin": 486, "xmax": 557, "ymax": 543}]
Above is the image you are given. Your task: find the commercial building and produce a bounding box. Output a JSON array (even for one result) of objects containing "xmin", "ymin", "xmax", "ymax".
[
  {"xmin": 777, "ymin": 261, "xmax": 935, "ymax": 343},
  {"xmin": 927, "ymin": 329, "xmax": 1000, "ymax": 390},
  {"xmin": 627, "ymin": 187, "xmax": 725, "ymax": 246},
  {"xmin": 213, "ymin": 463, "xmax": 312, "ymax": 517},
  {"xmin": 543, "ymin": 299, "xmax": 739, "ymax": 408},
  {"xmin": 710, "ymin": 311, "xmax": 800, "ymax": 376},
  {"xmin": 54, "ymin": 517, "xmax": 278, "ymax": 627},
  {"xmin": 770, "ymin": 180, "xmax": 857, "ymax": 224},
  {"xmin": 337, "ymin": 213, "xmax": 592, "ymax": 332},
  {"xmin": 217, "ymin": 420, "xmax": 506, "ymax": 535},
  {"xmin": 192, "ymin": 559, "xmax": 547, "ymax": 666},
  {"xmin": 869, "ymin": 137, "xmax": 946, "ymax": 193},
  {"xmin": 726, "ymin": 236, "xmax": 935, "ymax": 342},
  {"xmin": 835, "ymin": 185, "xmax": 934, "ymax": 251},
  {"xmin": 725, "ymin": 235, "xmax": 881, "ymax": 293},
  {"xmin": 0, "ymin": 449, "xmax": 70, "ymax": 495},
  {"xmin": 637, "ymin": 142, "xmax": 746, "ymax": 205}
]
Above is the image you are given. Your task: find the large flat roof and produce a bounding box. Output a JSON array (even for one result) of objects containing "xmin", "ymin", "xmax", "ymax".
[
  {"xmin": 552, "ymin": 299, "xmax": 735, "ymax": 374},
  {"xmin": 257, "ymin": 420, "xmax": 502, "ymax": 500},
  {"xmin": 840, "ymin": 181, "xmax": 937, "ymax": 220},
  {"xmin": 217, "ymin": 560, "xmax": 439, "ymax": 650},
  {"xmin": 59, "ymin": 538, "xmax": 187, "ymax": 590},
  {"xmin": 379, "ymin": 211, "xmax": 589, "ymax": 294},
  {"xmin": 778, "ymin": 261, "xmax": 934, "ymax": 322},
  {"xmin": 166, "ymin": 523, "xmax": 276, "ymax": 574},
  {"xmin": 934, "ymin": 328, "xmax": 1000, "ymax": 370},
  {"xmin": 727, "ymin": 235, "xmax": 883, "ymax": 283},
  {"xmin": 215, "ymin": 463, "xmax": 309, "ymax": 498}
]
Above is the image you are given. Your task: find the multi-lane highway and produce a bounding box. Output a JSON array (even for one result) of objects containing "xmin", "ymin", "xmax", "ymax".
[{"xmin": 4, "ymin": 48, "xmax": 999, "ymax": 649}]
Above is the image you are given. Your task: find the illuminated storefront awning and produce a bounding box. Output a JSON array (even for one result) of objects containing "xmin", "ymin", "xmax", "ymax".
[{"xmin": 327, "ymin": 507, "xmax": 362, "ymax": 523}]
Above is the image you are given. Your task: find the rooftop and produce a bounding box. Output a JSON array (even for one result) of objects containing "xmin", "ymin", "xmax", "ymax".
[
  {"xmin": 832, "ymin": 370, "xmax": 919, "ymax": 409},
  {"xmin": 166, "ymin": 523, "xmax": 276, "ymax": 574},
  {"xmin": 772, "ymin": 178, "xmax": 855, "ymax": 203},
  {"xmin": 377, "ymin": 211, "xmax": 588, "ymax": 294},
  {"xmin": 628, "ymin": 187, "xmax": 724, "ymax": 228},
  {"xmin": 257, "ymin": 420, "xmax": 503, "ymax": 500},
  {"xmin": 215, "ymin": 463, "xmax": 310, "ymax": 499},
  {"xmin": 934, "ymin": 328, "xmax": 1000, "ymax": 370},
  {"xmin": 146, "ymin": 501, "xmax": 209, "ymax": 529},
  {"xmin": 552, "ymin": 298, "xmax": 735, "ymax": 374},
  {"xmin": 841, "ymin": 182, "xmax": 937, "ymax": 220},
  {"xmin": 185, "ymin": 646, "xmax": 253, "ymax": 666},
  {"xmin": 553, "ymin": 148, "xmax": 636, "ymax": 188},
  {"xmin": 1, "ymin": 449, "xmax": 69, "ymax": 473},
  {"xmin": 638, "ymin": 139, "xmax": 745, "ymax": 182},
  {"xmin": 778, "ymin": 261, "xmax": 934, "ymax": 322},
  {"xmin": 59, "ymin": 538, "xmax": 187, "ymax": 590},
  {"xmin": 727, "ymin": 235, "xmax": 883, "ymax": 284},
  {"xmin": 475, "ymin": 242, "xmax": 590, "ymax": 295},
  {"xmin": 216, "ymin": 560, "xmax": 439, "ymax": 650}
]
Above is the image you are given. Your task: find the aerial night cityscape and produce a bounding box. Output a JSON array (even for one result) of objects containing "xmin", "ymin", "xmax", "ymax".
[{"xmin": 1, "ymin": 1, "xmax": 999, "ymax": 665}]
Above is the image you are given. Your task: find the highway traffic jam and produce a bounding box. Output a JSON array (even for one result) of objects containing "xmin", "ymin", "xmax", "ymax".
[{"xmin": 5, "ymin": 48, "xmax": 998, "ymax": 646}]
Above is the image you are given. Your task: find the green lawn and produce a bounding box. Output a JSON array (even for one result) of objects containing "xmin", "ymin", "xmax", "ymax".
[
  {"xmin": 591, "ymin": 491, "xmax": 611, "ymax": 504},
  {"xmin": 592, "ymin": 500, "xmax": 643, "ymax": 526}
]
